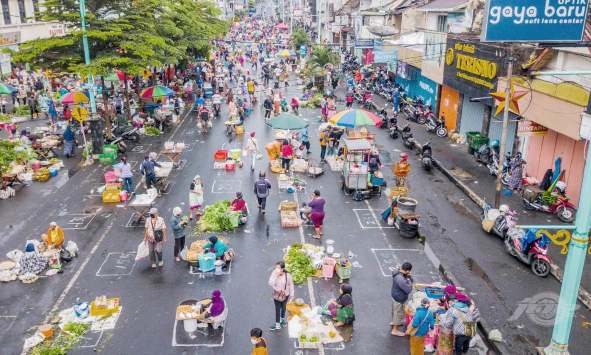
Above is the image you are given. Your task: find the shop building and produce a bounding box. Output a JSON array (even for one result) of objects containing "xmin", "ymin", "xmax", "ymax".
[{"xmin": 441, "ymin": 35, "xmax": 517, "ymax": 153}]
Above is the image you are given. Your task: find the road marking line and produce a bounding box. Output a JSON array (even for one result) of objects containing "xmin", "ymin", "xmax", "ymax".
[
  {"xmin": 364, "ymin": 200, "xmax": 393, "ymax": 247},
  {"xmin": 42, "ymin": 219, "xmax": 115, "ymax": 325},
  {"xmin": 292, "ymin": 191, "xmax": 325, "ymax": 355}
]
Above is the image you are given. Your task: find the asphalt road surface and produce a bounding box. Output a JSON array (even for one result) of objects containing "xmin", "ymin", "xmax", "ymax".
[{"xmin": 2, "ymin": 47, "xmax": 591, "ymax": 355}]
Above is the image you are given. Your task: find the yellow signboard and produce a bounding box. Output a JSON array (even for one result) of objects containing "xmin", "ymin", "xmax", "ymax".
[{"xmin": 72, "ymin": 107, "xmax": 88, "ymax": 123}]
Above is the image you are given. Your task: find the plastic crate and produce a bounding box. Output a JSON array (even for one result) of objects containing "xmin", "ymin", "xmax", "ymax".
[
  {"xmin": 99, "ymin": 154, "xmax": 115, "ymax": 165},
  {"xmin": 102, "ymin": 144, "xmax": 118, "ymax": 156},
  {"xmin": 466, "ymin": 131, "xmax": 489, "ymax": 150}
]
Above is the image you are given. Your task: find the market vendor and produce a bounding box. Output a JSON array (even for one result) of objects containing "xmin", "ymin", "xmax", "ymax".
[
  {"xmin": 230, "ymin": 192, "xmax": 248, "ymax": 214},
  {"xmin": 366, "ymin": 148, "xmax": 382, "ymax": 174},
  {"xmin": 198, "ymin": 290, "xmax": 226, "ymax": 323},
  {"xmin": 19, "ymin": 243, "xmax": 48, "ymax": 275},
  {"xmin": 203, "ymin": 235, "xmax": 229, "ymax": 260},
  {"xmin": 42, "ymin": 222, "xmax": 65, "ymax": 249},
  {"xmin": 325, "ymin": 284, "xmax": 355, "ymax": 327}
]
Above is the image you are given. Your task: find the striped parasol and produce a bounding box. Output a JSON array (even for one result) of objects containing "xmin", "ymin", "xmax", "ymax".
[{"xmin": 328, "ymin": 109, "xmax": 381, "ymax": 128}]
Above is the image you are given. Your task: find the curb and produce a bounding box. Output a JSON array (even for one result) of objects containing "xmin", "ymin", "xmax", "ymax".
[
  {"xmin": 409, "ymin": 138, "xmax": 591, "ymax": 313},
  {"xmin": 424, "ymin": 241, "xmax": 508, "ymax": 355}
]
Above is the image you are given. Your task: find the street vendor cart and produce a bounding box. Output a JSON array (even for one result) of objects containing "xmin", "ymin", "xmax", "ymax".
[
  {"xmin": 340, "ymin": 139, "xmax": 384, "ymax": 200},
  {"xmin": 127, "ymin": 191, "xmax": 157, "ymax": 226},
  {"xmin": 154, "ymin": 161, "xmax": 173, "ymax": 193}
]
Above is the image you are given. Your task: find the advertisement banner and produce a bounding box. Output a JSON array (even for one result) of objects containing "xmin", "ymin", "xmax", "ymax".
[
  {"xmin": 373, "ymin": 45, "xmax": 397, "ymax": 64},
  {"xmin": 518, "ymin": 120, "xmax": 548, "ymax": 135},
  {"xmin": 414, "ymin": 75, "xmax": 438, "ymax": 108},
  {"xmin": 355, "ymin": 39, "xmax": 374, "ymax": 48},
  {"xmin": 482, "ymin": 0, "xmax": 589, "ymax": 42},
  {"xmin": 443, "ymin": 37, "xmax": 505, "ymax": 98}
]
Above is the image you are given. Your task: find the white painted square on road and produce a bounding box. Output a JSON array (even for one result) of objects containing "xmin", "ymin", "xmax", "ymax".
[
  {"xmin": 96, "ymin": 252, "xmax": 137, "ymax": 277},
  {"xmin": 211, "ymin": 179, "xmax": 241, "ymax": 194},
  {"xmin": 371, "ymin": 248, "xmax": 440, "ymax": 283},
  {"xmin": 54, "ymin": 213, "xmax": 97, "ymax": 230}
]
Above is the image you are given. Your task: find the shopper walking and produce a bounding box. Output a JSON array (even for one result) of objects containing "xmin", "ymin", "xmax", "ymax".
[
  {"xmin": 391, "ymin": 262, "xmax": 413, "ymax": 336},
  {"xmin": 144, "ymin": 208, "xmax": 167, "ymax": 268},
  {"xmin": 114, "ymin": 156, "xmax": 134, "ymax": 193},
  {"xmin": 170, "ymin": 207, "xmax": 187, "ymax": 262},
  {"xmin": 245, "ymin": 132, "xmax": 260, "ymax": 171},
  {"xmin": 254, "ymin": 171, "xmax": 271, "ymax": 213},
  {"xmin": 189, "ymin": 175, "xmax": 204, "ymax": 220},
  {"xmin": 269, "ymin": 261, "xmax": 295, "ymax": 331},
  {"xmin": 280, "ymin": 139, "xmax": 293, "ymax": 172}
]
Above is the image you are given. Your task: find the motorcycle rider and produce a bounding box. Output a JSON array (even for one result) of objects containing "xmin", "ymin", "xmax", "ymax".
[{"xmin": 212, "ymin": 92, "xmax": 222, "ymax": 119}]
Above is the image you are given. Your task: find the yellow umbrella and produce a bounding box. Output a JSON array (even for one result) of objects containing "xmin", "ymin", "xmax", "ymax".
[
  {"xmin": 278, "ymin": 49, "xmax": 290, "ymax": 58},
  {"xmin": 60, "ymin": 91, "xmax": 89, "ymax": 105}
]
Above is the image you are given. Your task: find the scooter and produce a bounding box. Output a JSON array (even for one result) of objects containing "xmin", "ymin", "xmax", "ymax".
[
  {"xmin": 420, "ymin": 142, "xmax": 433, "ymax": 171},
  {"xmin": 401, "ymin": 125, "xmax": 414, "ymax": 149},
  {"xmin": 112, "ymin": 123, "xmax": 140, "ymax": 143},
  {"xmin": 481, "ymin": 203, "xmax": 517, "ymax": 239},
  {"xmin": 377, "ymin": 103, "xmax": 390, "ymax": 129},
  {"xmin": 504, "ymin": 228, "xmax": 552, "ymax": 277},
  {"xmin": 213, "ymin": 103, "xmax": 221, "ymax": 119},
  {"xmin": 522, "ymin": 184, "xmax": 577, "ymax": 223},
  {"xmin": 424, "ymin": 109, "xmax": 448, "ymax": 137}
]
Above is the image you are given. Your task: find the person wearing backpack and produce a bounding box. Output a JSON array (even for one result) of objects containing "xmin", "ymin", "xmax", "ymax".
[
  {"xmin": 443, "ymin": 293, "xmax": 480, "ymax": 354},
  {"xmin": 254, "ymin": 171, "xmax": 271, "ymax": 213},
  {"xmin": 406, "ymin": 298, "xmax": 435, "ymax": 355}
]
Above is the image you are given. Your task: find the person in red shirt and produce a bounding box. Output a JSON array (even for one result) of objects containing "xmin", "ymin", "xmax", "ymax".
[
  {"xmin": 230, "ymin": 192, "xmax": 247, "ymax": 214},
  {"xmin": 280, "ymin": 140, "xmax": 293, "ymax": 172}
]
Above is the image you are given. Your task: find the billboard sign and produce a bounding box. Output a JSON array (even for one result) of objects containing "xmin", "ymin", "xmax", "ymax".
[
  {"xmin": 443, "ymin": 37, "xmax": 505, "ymax": 97},
  {"xmin": 482, "ymin": 0, "xmax": 589, "ymax": 42}
]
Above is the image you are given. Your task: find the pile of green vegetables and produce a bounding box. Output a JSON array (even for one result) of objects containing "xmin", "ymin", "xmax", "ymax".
[
  {"xmin": 31, "ymin": 322, "xmax": 90, "ymax": 355},
  {"xmin": 302, "ymin": 93, "xmax": 323, "ymax": 108},
  {"xmin": 285, "ymin": 243, "xmax": 316, "ymax": 284},
  {"xmin": 0, "ymin": 113, "xmax": 10, "ymax": 122},
  {"xmin": 14, "ymin": 105, "xmax": 31, "ymax": 116},
  {"xmin": 144, "ymin": 126, "xmax": 161, "ymax": 136},
  {"xmin": 195, "ymin": 200, "xmax": 237, "ymax": 234},
  {"xmin": 0, "ymin": 140, "xmax": 37, "ymax": 174}
]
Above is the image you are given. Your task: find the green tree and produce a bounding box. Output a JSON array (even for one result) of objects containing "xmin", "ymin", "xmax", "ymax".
[
  {"xmin": 308, "ymin": 45, "xmax": 339, "ymax": 68},
  {"xmin": 290, "ymin": 28, "xmax": 310, "ymax": 52}
]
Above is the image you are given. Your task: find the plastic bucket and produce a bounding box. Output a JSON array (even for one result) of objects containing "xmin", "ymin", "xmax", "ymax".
[
  {"xmin": 49, "ymin": 168, "xmax": 58, "ymax": 177},
  {"xmin": 397, "ymin": 197, "xmax": 417, "ymax": 215}
]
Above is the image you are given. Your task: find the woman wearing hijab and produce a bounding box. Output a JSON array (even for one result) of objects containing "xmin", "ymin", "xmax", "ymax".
[
  {"xmin": 189, "ymin": 175, "xmax": 204, "ymax": 220},
  {"xmin": 200, "ymin": 290, "xmax": 226, "ymax": 324},
  {"xmin": 203, "ymin": 235, "xmax": 229, "ymax": 259},
  {"xmin": 19, "ymin": 243, "xmax": 48, "ymax": 275}
]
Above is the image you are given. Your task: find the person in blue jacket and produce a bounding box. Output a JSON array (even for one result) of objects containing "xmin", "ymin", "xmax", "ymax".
[{"xmin": 406, "ymin": 298, "xmax": 435, "ymax": 354}]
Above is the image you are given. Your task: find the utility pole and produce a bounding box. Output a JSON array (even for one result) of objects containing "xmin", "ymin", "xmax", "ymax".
[
  {"xmin": 493, "ymin": 45, "xmax": 513, "ymax": 208},
  {"xmin": 78, "ymin": 0, "xmax": 95, "ymax": 160},
  {"xmin": 543, "ymin": 141, "xmax": 591, "ymax": 354},
  {"xmin": 289, "ymin": 0, "xmax": 293, "ymax": 33},
  {"xmin": 316, "ymin": 0, "xmax": 321, "ymax": 43}
]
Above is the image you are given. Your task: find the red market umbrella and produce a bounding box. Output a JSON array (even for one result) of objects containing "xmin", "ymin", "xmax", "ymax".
[{"xmin": 275, "ymin": 23, "xmax": 288, "ymax": 30}]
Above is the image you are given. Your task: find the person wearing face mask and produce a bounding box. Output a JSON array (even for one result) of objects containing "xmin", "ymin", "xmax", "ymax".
[
  {"xmin": 114, "ymin": 156, "xmax": 134, "ymax": 193},
  {"xmin": 250, "ymin": 327, "xmax": 268, "ymax": 355},
  {"xmin": 268, "ymin": 261, "xmax": 295, "ymax": 331},
  {"xmin": 144, "ymin": 208, "xmax": 167, "ymax": 268}
]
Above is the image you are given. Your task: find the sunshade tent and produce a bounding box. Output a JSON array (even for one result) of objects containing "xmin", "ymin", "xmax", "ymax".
[
  {"xmin": 140, "ymin": 85, "xmax": 175, "ymax": 100},
  {"xmin": 268, "ymin": 113, "xmax": 309, "ymax": 130},
  {"xmin": 60, "ymin": 91, "xmax": 89, "ymax": 105},
  {"xmin": 329, "ymin": 109, "xmax": 381, "ymax": 128}
]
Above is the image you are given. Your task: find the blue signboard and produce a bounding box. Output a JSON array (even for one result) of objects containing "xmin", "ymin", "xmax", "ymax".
[
  {"xmin": 395, "ymin": 68, "xmax": 438, "ymax": 108},
  {"xmin": 482, "ymin": 0, "xmax": 589, "ymax": 42},
  {"xmin": 373, "ymin": 45, "xmax": 397, "ymax": 64}
]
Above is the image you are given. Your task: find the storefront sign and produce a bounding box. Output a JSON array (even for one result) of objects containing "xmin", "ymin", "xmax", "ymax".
[
  {"xmin": 518, "ymin": 120, "xmax": 548, "ymax": 135},
  {"xmin": 443, "ymin": 37, "xmax": 504, "ymax": 98},
  {"xmin": 0, "ymin": 31, "xmax": 21, "ymax": 46},
  {"xmin": 483, "ymin": 0, "xmax": 589, "ymax": 42},
  {"xmin": 355, "ymin": 39, "xmax": 374, "ymax": 48},
  {"xmin": 373, "ymin": 45, "xmax": 397, "ymax": 64},
  {"xmin": 415, "ymin": 76, "xmax": 438, "ymax": 108},
  {"xmin": 395, "ymin": 70, "xmax": 438, "ymax": 108}
]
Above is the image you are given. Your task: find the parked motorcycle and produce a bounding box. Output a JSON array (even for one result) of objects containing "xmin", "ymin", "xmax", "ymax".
[
  {"xmin": 112, "ymin": 123, "xmax": 140, "ymax": 143},
  {"xmin": 419, "ymin": 142, "xmax": 433, "ymax": 171},
  {"xmin": 424, "ymin": 108, "xmax": 448, "ymax": 137},
  {"xmin": 481, "ymin": 203, "xmax": 517, "ymax": 239},
  {"xmin": 401, "ymin": 125, "xmax": 414, "ymax": 149},
  {"xmin": 522, "ymin": 183, "xmax": 577, "ymax": 223},
  {"xmin": 505, "ymin": 228, "xmax": 552, "ymax": 277},
  {"xmin": 377, "ymin": 103, "xmax": 390, "ymax": 129}
]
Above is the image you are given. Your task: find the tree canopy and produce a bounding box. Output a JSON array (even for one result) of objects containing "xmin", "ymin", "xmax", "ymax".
[
  {"xmin": 290, "ymin": 27, "xmax": 310, "ymax": 51},
  {"xmin": 11, "ymin": 0, "xmax": 228, "ymax": 76}
]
